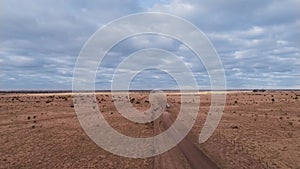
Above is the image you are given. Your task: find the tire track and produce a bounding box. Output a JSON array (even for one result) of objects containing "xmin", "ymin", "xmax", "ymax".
[{"xmin": 155, "ymin": 111, "xmax": 219, "ymax": 169}]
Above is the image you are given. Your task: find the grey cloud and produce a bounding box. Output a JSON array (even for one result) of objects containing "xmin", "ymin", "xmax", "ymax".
[
  {"xmin": 0, "ymin": 0, "xmax": 299, "ymax": 90},
  {"xmin": 0, "ymin": 0, "xmax": 142, "ymax": 90}
]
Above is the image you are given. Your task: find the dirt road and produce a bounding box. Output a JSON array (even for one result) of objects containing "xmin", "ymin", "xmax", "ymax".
[
  {"xmin": 2, "ymin": 91, "xmax": 299, "ymax": 168},
  {"xmin": 154, "ymin": 110, "xmax": 219, "ymax": 169}
]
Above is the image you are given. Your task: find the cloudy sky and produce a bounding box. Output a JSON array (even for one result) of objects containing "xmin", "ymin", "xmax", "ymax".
[{"xmin": 0, "ymin": 0, "xmax": 299, "ymax": 90}]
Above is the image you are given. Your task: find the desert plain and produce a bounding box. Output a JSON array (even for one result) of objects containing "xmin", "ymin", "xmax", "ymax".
[{"xmin": 0, "ymin": 90, "xmax": 299, "ymax": 169}]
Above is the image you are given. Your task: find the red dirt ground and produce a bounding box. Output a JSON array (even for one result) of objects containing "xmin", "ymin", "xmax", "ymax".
[{"xmin": 0, "ymin": 91, "xmax": 299, "ymax": 168}]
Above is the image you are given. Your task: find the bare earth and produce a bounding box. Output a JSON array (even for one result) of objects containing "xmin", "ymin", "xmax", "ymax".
[{"xmin": 0, "ymin": 91, "xmax": 299, "ymax": 169}]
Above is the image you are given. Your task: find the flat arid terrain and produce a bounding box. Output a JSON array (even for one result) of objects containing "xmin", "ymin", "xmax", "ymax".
[{"xmin": 0, "ymin": 91, "xmax": 299, "ymax": 169}]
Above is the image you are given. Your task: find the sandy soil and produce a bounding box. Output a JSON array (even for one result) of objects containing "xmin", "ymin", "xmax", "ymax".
[{"xmin": 0, "ymin": 91, "xmax": 299, "ymax": 168}]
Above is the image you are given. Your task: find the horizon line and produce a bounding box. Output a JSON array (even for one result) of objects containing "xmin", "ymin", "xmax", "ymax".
[{"xmin": 1, "ymin": 89, "xmax": 300, "ymax": 93}]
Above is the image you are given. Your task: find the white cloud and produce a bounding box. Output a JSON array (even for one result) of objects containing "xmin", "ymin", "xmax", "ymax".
[
  {"xmin": 149, "ymin": 0, "xmax": 197, "ymax": 16},
  {"xmin": 0, "ymin": 0, "xmax": 299, "ymax": 89}
]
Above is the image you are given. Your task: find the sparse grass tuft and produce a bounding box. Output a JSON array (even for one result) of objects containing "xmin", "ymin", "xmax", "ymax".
[
  {"xmin": 46, "ymin": 100, "xmax": 52, "ymax": 103},
  {"xmin": 230, "ymin": 125, "xmax": 239, "ymax": 129}
]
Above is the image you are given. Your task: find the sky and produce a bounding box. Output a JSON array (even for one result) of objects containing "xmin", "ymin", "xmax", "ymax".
[{"xmin": 0, "ymin": 0, "xmax": 299, "ymax": 90}]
